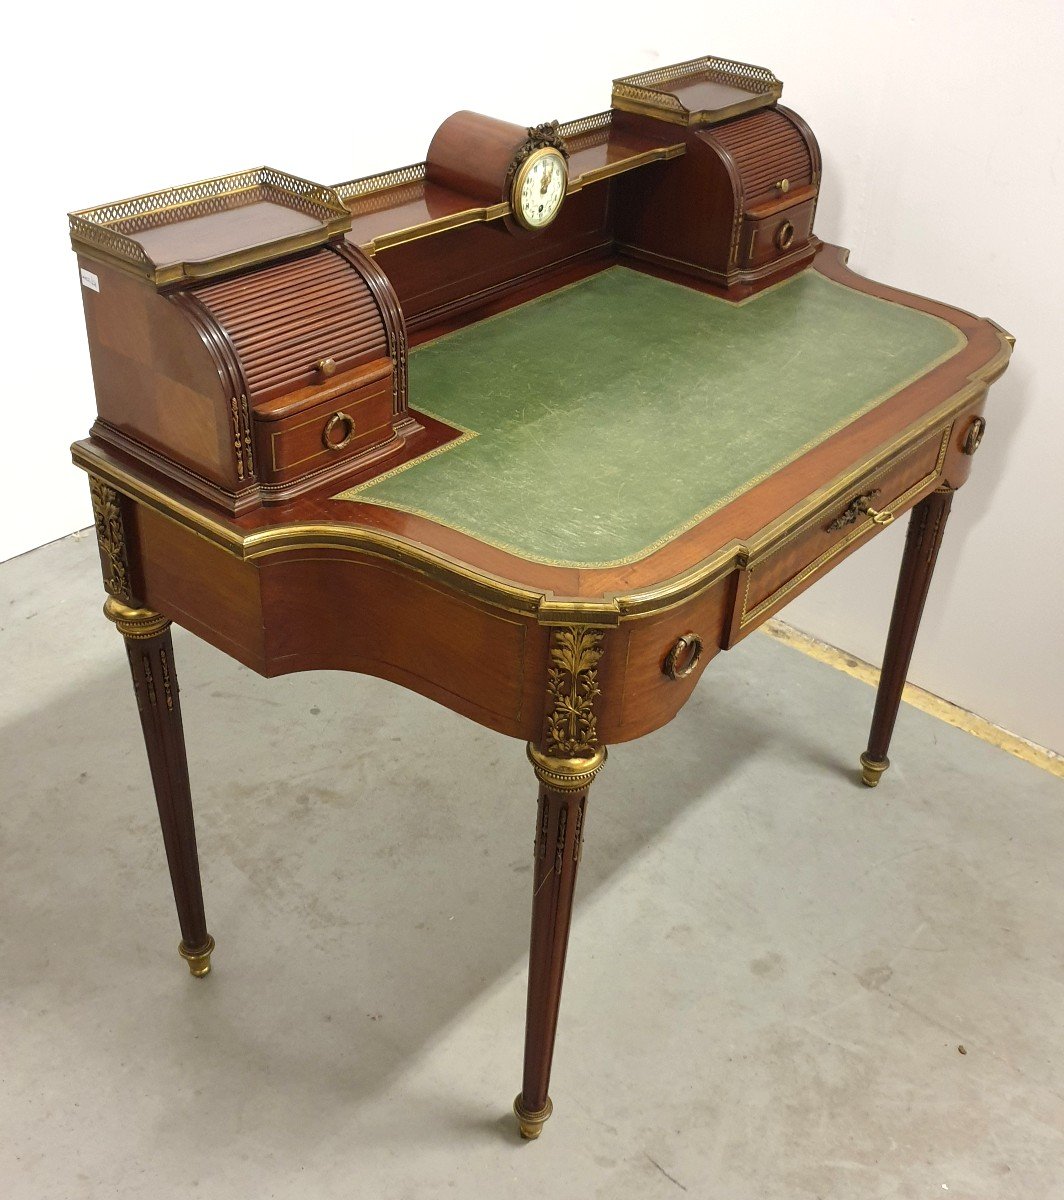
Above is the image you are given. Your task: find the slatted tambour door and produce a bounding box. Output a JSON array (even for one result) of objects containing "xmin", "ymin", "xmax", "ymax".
[
  {"xmin": 194, "ymin": 248, "xmax": 388, "ymax": 402},
  {"xmin": 710, "ymin": 109, "xmax": 812, "ymax": 205}
]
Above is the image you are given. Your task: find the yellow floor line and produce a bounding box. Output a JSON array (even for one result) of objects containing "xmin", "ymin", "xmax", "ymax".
[{"xmin": 760, "ymin": 619, "xmax": 1064, "ymax": 780}]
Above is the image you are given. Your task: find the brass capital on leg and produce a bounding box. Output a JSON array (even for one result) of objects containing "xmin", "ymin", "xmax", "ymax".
[
  {"xmin": 103, "ymin": 596, "xmax": 172, "ymax": 640},
  {"xmin": 178, "ymin": 935, "xmax": 216, "ymax": 978},
  {"xmin": 527, "ymin": 743, "xmax": 608, "ymax": 791},
  {"xmin": 859, "ymin": 752, "xmax": 890, "ymax": 788}
]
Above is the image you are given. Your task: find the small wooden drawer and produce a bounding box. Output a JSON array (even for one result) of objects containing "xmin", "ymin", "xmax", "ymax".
[
  {"xmin": 730, "ymin": 425, "xmax": 952, "ymax": 641},
  {"xmin": 740, "ymin": 195, "xmax": 816, "ymax": 271},
  {"xmin": 253, "ymin": 364, "xmax": 395, "ymax": 486}
]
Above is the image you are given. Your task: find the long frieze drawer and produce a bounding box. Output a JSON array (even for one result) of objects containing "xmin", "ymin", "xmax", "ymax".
[
  {"xmin": 731, "ymin": 425, "xmax": 952, "ymax": 639},
  {"xmin": 254, "ymin": 375, "xmax": 394, "ymax": 484}
]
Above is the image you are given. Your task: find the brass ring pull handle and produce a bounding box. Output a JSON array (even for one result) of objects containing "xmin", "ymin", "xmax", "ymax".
[
  {"xmin": 963, "ymin": 415, "xmax": 986, "ymax": 455},
  {"xmin": 322, "ymin": 411, "xmax": 356, "ymax": 451},
  {"xmin": 664, "ymin": 632, "xmax": 703, "ymax": 680},
  {"xmin": 775, "ymin": 220, "xmax": 795, "ymax": 251}
]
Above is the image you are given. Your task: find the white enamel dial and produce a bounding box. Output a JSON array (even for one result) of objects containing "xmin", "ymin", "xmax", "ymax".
[{"xmin": 514, "ymin": 147, "xmax": 567, "ymax": 231}]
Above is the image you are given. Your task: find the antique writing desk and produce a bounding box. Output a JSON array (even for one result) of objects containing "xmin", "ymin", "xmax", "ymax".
[{"xmin": 69, "ymin": 56, "xmax": 1012, "ymax": 1139}]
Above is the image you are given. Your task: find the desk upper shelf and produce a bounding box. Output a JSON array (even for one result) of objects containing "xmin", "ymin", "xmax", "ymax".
[{"xmin": 335, "ymin": 112, "xmax": 685, "ymax": 255}]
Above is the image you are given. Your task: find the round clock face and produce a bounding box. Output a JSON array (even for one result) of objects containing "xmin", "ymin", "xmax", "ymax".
[{"xmin": 514, "ymin": 147, "xmax": 567, "ymax": 231}]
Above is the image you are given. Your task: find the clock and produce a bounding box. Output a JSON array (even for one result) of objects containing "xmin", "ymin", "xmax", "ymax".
[
  {"xmin": 504, "ymin": 122, "xmax": 570, "ymax": 233},
  {"xmin": 512, "ymin": 145, "xmax": 568, "ymax": 231}
]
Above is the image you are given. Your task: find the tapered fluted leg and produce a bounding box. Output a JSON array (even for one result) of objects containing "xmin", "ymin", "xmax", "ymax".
[
  {"xmin": 514, "ymin": 743, "xmax": 606, "ymax": 1139},
  {"xmin": 861, "ymin": 488, "xmax": 954, "ymax": 786},
  {"xmin": 105, "ymin": 598, "xmax": 214, "ymax": 976}
]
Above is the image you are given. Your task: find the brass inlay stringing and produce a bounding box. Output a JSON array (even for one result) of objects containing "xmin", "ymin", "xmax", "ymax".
[
  {"xmin": 70, "ymin": 310, "xmax": 1013, "ymax": 628},
  {"xmin": 543, "ymin": 626, "xmax": 605, "ymax": 757},
  {"xmin": 89, "ymin": 476, "xmax": 131, "ymax": 602},
  {"xmin": 739, "ymin": 426, "xmax": 953, "ymax": 629}
]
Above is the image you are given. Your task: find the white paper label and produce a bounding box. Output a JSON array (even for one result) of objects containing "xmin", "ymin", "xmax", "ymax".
[{"xmin": 80, "ymin": 268, "xmax": 100, "ymax": 293}]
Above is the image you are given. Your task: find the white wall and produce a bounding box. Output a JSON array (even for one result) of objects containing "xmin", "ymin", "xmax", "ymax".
[{"xmin": 3, "ymin": 2, "xmax": 1060, "ymax": 749}]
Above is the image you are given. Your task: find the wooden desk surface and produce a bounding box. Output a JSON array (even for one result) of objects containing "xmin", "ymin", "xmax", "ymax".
[{"xmin": 337, "ymin": 265, "xmax": 965, "ymax": 568}]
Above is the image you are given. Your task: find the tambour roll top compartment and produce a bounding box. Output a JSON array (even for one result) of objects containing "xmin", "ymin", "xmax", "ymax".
[
  {"xmin": 69, "ymin": 170, "xmax": 415, "ymax": 514},
  {"xmin": 611, "ymin": 57, "xmax": 822, "ymax": 288}
]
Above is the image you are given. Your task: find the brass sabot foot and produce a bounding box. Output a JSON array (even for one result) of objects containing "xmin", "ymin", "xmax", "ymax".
[
  {"xmin": 859, "ymin": 753, "xmax": 889, "ymax": 788},
  {"xmin": 513, "ymin": 1094, "xmax": 553, "ymax": 1140},
  {"xmin": 179, "ymin": 934, "xmax": 215, "ymax": 978}
]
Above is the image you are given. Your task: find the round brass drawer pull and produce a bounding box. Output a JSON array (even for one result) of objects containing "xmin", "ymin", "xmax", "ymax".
[
  {"xmin": 322, "ymin": 411, "xmax": 356, "ymax": 451},
  {"xmin": 664, "ymin": 632, "xmax": 703, "ymax": 680},
  {"xmin": 963, "ymin": 415, "xmax": 986, "ymax": 455},
  {"xmin": 317, "ymin": 357, "xmax": 337, "ymax": 378},
  {"xmin": 775, "ymin": 220, "xmax": 795, "ymax": 251}
]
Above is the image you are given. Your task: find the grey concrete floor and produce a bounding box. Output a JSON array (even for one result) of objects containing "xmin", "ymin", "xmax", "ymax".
[{"xmin": 1, "ymin": 533, "xmax": 1061, "ymax": 1200}]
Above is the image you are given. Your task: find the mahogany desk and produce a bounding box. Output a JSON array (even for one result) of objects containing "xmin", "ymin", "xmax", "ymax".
[{"xmin": 68, "ymin": 56, "xmax": 1013, "ymax": 1140}]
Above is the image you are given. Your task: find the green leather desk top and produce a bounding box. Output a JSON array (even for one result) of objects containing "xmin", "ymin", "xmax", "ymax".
[{"xmin": 336, "ymin": 266, "xmax": 965, "ymax": 567}]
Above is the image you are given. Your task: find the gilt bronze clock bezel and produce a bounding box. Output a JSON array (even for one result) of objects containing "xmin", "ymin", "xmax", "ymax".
[
  {"xmin": 510, "ymin": 145, "xmax": 569, "ymax": 232},
  {"xmin": 508, "ymin": 121, "xmax": 570, "ymax": 233}
]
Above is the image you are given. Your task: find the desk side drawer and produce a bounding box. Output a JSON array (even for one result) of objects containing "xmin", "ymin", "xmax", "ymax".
[
  {"xmin": 254, "ymin": 373, "xmax": 394, "ymax": 485},
  {"xmin": 730, "ymin": 426, "xmax": 952, "ymax": 641},
  {"xmin": 740, "ymin": 196, "xmax": 816, "ymax": 271}
]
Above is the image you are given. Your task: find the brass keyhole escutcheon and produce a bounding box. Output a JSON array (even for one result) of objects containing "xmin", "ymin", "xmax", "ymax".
[
  {"xmin": 323, "ymin": 411, "xmax": 356, "ymax": 451},
  {"xmin": 963, "ymin": 416, "xmax": 986, "ymax": 455},
  {"xmin": 664, "ymin": 632, "xmax": 703, "ymax": 680},
  {"xmin": 775, "ymin": 220, "xmax": 795, "ymax": 251}
]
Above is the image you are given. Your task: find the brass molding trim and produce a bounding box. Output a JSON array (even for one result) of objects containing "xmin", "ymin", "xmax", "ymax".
[
  {"xmin": 612, "ymin": 54, "xmax": 782, "ymax": 127},
  {"xmin": 544, "ymin": 626, "xmax": 605, "ymax": 757},
  {"xmin": 69, "ymin": 310, "xmax": 1012, "ymax": 630},
  {"xmin": 739, "ymin": 426, "xmax": 953, "ymax": 630},
  {"xmin": 103, "ymin": 597, "xmax": 171, "ymax": 640},
  {"xmin": 89, "ymin": 476, "xmax": 132, "ymax": 602},
  {"xmin": 333, "ymin": 112, "xmax": 683, "ymax": 256},
  {"xmin": 527, "ymin": 744, "xmax": 607, "ymax": 792},
  {"xmin": 70, "ymin": 168, "xmax": 351, "ymax": 287}
]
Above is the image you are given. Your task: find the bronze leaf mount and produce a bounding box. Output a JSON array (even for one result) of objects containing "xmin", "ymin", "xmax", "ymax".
[
  {"xmin": 543, "ymin": 625, "xmax": 604, "ymax": 757},
  {"xmin": 89, "ymin": 476, "xmax": 132, "ymax": 602}
]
